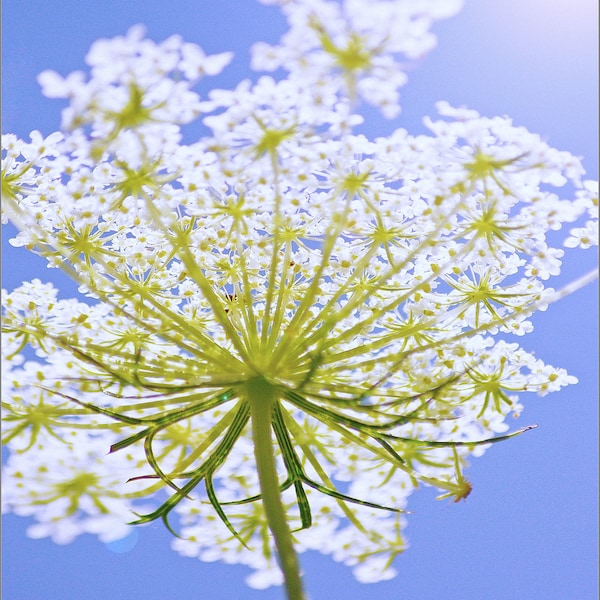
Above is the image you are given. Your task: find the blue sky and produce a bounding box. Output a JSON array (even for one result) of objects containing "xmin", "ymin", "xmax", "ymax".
[{"xmin": 2, "ymin": 1, "xmax": 598, "ymax": 599}]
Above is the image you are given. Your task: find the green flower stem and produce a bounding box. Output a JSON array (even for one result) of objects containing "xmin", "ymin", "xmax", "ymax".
[{"xmin": 246, "ymin": 378, "xmax": 305, "ymax": 600}]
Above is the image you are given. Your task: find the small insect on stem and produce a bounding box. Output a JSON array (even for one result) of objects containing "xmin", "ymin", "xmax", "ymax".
[{"xmin": 223, "ymin": 293, "xmax": 238, "ymax": 313}]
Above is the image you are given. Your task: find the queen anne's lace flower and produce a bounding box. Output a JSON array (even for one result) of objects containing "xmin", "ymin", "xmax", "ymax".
[
  {"xmin": 1, "ymin": 2, "xmax": 597, "ymax": 598},
  {"xmin": 252, "ymin": 0, "xmax": 464, "ymax": 117}
]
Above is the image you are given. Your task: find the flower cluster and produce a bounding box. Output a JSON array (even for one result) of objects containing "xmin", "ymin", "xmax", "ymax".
[
  {"xmin": 1, "ymin": 0, "xmax": 597, "ymax": 596},
  {"xmin": 252, "ymin": 0, "xmax": 464, "ymax": 116}
]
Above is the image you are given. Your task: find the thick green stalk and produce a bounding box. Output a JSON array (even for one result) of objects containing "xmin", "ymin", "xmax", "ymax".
[{"xmin": 246, "ymin": 378, "xmax": 305, "ymax": 600}]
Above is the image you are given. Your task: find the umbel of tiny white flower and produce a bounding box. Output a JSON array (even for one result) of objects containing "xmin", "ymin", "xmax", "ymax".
[{"xmin": 2, "ymin": 2, "xmax": 598, "ymax": 599}]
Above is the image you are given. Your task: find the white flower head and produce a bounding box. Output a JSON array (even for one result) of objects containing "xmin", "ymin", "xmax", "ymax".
[{"xmin": 2, "ymin": 2, "xmax": 597, "ymax": 597}]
